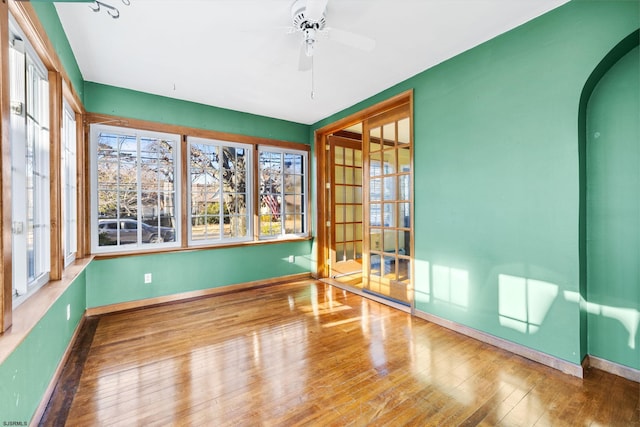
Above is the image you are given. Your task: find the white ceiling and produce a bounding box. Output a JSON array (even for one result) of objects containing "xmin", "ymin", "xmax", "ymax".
[{"xmin": 54, "ymin": 0, "xmax": 570, "ymax": 125}]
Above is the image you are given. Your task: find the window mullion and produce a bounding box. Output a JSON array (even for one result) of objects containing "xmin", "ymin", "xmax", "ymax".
[{"xmin": 136, "ymin": 134, "xmax": 142, "ymax": 245}]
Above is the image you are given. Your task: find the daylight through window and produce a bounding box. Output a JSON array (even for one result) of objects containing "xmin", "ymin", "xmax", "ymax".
[
  {"xmin": 92, "ymin": 125, "xmax": 179, "ymax": 252},
  {"xmin": 188, "ymin": 137, "xmax": 251, "ymax": 244}
]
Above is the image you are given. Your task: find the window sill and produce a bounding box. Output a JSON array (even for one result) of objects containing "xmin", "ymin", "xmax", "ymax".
[
  {"xmin": 0, "ymin": 256, "xmax": 93, "ymax": 365},
  {"xmin": 93, "ymin": 235, "xmax": 313, "ymax": 260}
]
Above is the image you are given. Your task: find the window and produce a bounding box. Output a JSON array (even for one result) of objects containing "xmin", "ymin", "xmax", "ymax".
[
  {"xmin": 9, "ymin": 20, "xmax": 51, "ymax": 305},
  {"xmin": 91, "ymin": 125, "xmax": 308, "ymax": 253},
  {"xmin": 91, "ymin": 125, "xmax": 179, "ymax": 252},
  {"xmin": 62, "ymin": 101, "xmax": 77, "ymax": 266},
  {"xmin": 188, "ymin": 137, "xmax": 251, "ymax": 244},
  {"xmin": 258, "ymin": 147, "xmax": 307, "ymax": 238}
]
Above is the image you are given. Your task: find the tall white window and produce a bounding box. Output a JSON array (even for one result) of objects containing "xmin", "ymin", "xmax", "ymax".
[
  {"xmin": 10, "ymin": 20, "xmax": 51, "ymax": 306},
  {"xmin": 62, "ymin": 101, "xmax": 77, "ymax": 265},
  {"xmin": 188, "ymin": 137, "xmax": 251, "ymax": 244},
  {"xmin": 258, "ymin": 147, "xmax": 307, "ymax": 238},
  {"xmin": 91, "ymin": 125, "xmax": 180, "ymax": 252}
]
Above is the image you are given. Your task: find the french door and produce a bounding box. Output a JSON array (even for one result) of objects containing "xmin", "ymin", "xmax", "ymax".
[
  {"xmin": 328, "ymin": 135, "xmax": 363, "ymax": 283},
  {"xmin": 320, "ymin": 96, "xmax": 413, "ymax": 307},
  {"xmin": 362, "ymin": 104, "xmax": 412, "ymax": 304}
]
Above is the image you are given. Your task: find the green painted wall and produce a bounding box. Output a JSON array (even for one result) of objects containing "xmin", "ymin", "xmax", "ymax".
[
  {"xmin": 0, "ymin": 271, "xmax": 86, "ymax": 422},
  {"xmin": 313, "ymin": 0, "xmax": 639, "ymax": 366},
  {"xmin": 87, "ymin": 241, "xmax": 313, "ymax": 308},
  {"xmin": 586, "ymin": 46, "xmax": 639, "ymax": 370},
  {"xmin": 84, "ymin": 82, "xmax": 310, "ymax": 144},
  {"xmin": 81, "ymin": 83, "xmax": 314, "ymax": 308},
  {"xmin": 3, "ymin": 3, "xmax": 637, "ymax": 424},
  {"xmin": 31, "ymin": 2, "xmax": 84, "ymax": 101}
]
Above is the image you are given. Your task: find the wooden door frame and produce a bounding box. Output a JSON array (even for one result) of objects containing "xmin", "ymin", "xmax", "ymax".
[{"xmin": 315, "ymin": 90, "xmax": 413, "ymax": 279}]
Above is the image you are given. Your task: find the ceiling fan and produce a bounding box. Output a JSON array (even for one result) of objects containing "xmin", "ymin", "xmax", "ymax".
[{"xmin": 289, "ymin": 0, "xmax": 376, "ymax": 72}]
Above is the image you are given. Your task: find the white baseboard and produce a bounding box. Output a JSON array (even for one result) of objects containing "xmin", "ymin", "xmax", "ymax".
[
  {"xmin": 86, "ymin": 272, "xmax": 312, "ymax": 316},
  {"xmin": 587, "ymin": 355, "xmax": 640, "ymax": 382},
  {"xmin": 413, "ymin": 309, "xmax": 584, "ymax": 378}
]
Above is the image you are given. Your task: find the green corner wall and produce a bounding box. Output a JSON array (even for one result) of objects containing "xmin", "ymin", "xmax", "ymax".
[
  {"xmin": 30, "ymin": 2, "xmax": 84, "ymax": 102},
  {"xmin": 83, "ymin": 82, "xmax": 309, "ymax": 144},
  {"xmin": 87, "ymin": 241, "xmax": 313, "ymax": 308},
  {"xmin": 313, "ymin": 0, "xmax": 639, "ymax": 366},
  {"xmin": 1, "ymin": 0, "xmax": 639, "ymax": 423},
  {"xmin": 0, "ymin": 271, "xmax": 86, "ymax": 422}
]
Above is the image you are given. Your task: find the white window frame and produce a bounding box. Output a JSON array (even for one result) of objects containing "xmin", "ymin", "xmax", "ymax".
[
  {"xmin": 62, "ymin": 100, "xmax": 77, "ymax": 266},
  {"xmin": 187, "ymin": 137, "xmax": 253, "ymax": 246},
  {"xmin": 90, "ymin": 124, "xmax": 181, "ymax": 253},
  {"xmin": 258, "ymin": 146, "xmax": 308, "ymax": 240},
  {"xmin": 10, "ymin": 17, "xmax": 51, "ymax": 306}
]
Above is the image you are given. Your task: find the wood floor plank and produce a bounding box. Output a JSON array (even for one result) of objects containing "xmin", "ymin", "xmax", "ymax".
[{"xmin": 43, "ymin": 280, "xmax": 640, "ymax": 426}]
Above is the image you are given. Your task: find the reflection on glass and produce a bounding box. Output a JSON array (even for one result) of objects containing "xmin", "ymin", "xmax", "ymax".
[
  {"xmin": 355, "ymin": 169, "xmax": 363, "ymax": 186},
  {"xmin": 345, "ymin": 207, "xmax": 354, "ymax": 223},
  {"xmin": 355, "ymin": 205, "xmax": 363, "ymax": 222},
  {"xmin": 398, "ymin": 259, "xmax": 411, "ymax": 283},
  {"xmin": 346, "ymin": 225, "xmax": 354, "ymax": 241},
  {"xmin": 384, "ymin": 203, "xmax": 396, "ymax": 228},
  {"xmin": 400, "ymin": 202, "xmax": 411, "ymax": 228},
  {"xmin": 383, "ymin": 122, "xmax": 396, "ymax": 143},
  {"xmin": 370, "ymin": 228, "xmax": 383, "ymax": 251},
  {"xmin": 346, "ymin": 243, "xmax": 355, "ymax": 260},
  {"xmin": 383, "ymin": 177, "xmax": 396, "ymax": 201},
  {"xmin": 398, "ymin": 118, "xmax": 410, "ymax": 144},
  {"xmin": 334, "ymin": 146, "xmax": 344, "ymax": 165},
  {"xmin": 370, "ymin": 203, "xmax": 381, "ymax": 226},
  {"xmin": 370, "ymin": 253, "xmax": 382, "ymax": 278},
  {"xmin": 389, "ymin": 229, "xmax": 400, "ymax": 253},
  {"xmin": 398, "ymin": 145, "xmax": 410, "ymax": 172},
  {"xmin": 335, "ymin": 166, "xmax": 344, "ymax": 184},
  {"xmin": 345, "ymin": 148, "xmax": 354, "ymax": 166},
  {"xmin": 335, "ymin": 186, "xmax": 345, "ymax": 204},
  {"xmin": 399, "ymin": 175, "xmax": 410, "ymax": 201},
  {"xmin": 370, "ymin": 127, "xmax": 381, "ymax": 142},
  {"xmin": 355, "ymin": 187, "xmax": 363, "ymax": 204},
  {"xmin": 345, "ymin": 185, "xmax": 354, "ymax": 204},
  {"xmin": 397, "ymin": 230, "xmax": 408, "ymax": 255},
  {"xmin": 383, "ymin": 150, "xmax": 396, "ymax": 174},
  {"xmin": 370, "ymin": 152, "xmax": 382, "ymax": 177},
  {"xmin": 370, "ymin": 179, "xmax": 382, "ymax": 201},
  {"xmin": 355, "ymin": 150, "xmax": 363, "ymax": 167}
]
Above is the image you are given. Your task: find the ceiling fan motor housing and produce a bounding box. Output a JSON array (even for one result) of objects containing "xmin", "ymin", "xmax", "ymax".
[{"xmin": 291, "ymin": 0, "xmax": 326, "ymax": 31}]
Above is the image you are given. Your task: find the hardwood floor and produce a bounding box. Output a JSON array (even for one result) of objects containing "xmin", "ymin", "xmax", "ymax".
[{"xmin": 43, "ymin": 280, "xmax": 638, "ymax": 426}]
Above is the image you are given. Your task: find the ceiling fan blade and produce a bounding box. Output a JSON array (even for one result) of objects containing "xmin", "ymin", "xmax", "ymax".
[
  {"xmin": 305, "ymin": 0, "xmax": 329, "ymax": 23},
  {"xmin": 298, "ymin": 44, "xmax": 312, "ymax": 71},
  {"xmin": 327, "ymin": 27, "xmax": 376, "ymax": 52}
]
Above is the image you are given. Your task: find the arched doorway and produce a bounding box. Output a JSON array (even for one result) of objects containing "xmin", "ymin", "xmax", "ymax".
[{"xmin": 584, "ymin": 38, "xmax": 639, "ymax": 373}]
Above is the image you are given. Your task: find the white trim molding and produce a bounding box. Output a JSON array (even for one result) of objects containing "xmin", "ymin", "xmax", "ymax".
[
  {"xmin": 414, "ymin": 309, "xmax": 584, "ymax": 378},
  {"xmin": 586, "ymin": 355, "xmax": 640, "ymax": 383}
]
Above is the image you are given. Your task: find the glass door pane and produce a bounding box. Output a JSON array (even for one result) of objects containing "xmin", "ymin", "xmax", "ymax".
[
  {"xmin": 329, "ymin": 135, "xmax": 364, "ymax": 284},
  {"xmin": 363, "ymin": 104, "xmax": 412, "ymax": 304}
]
